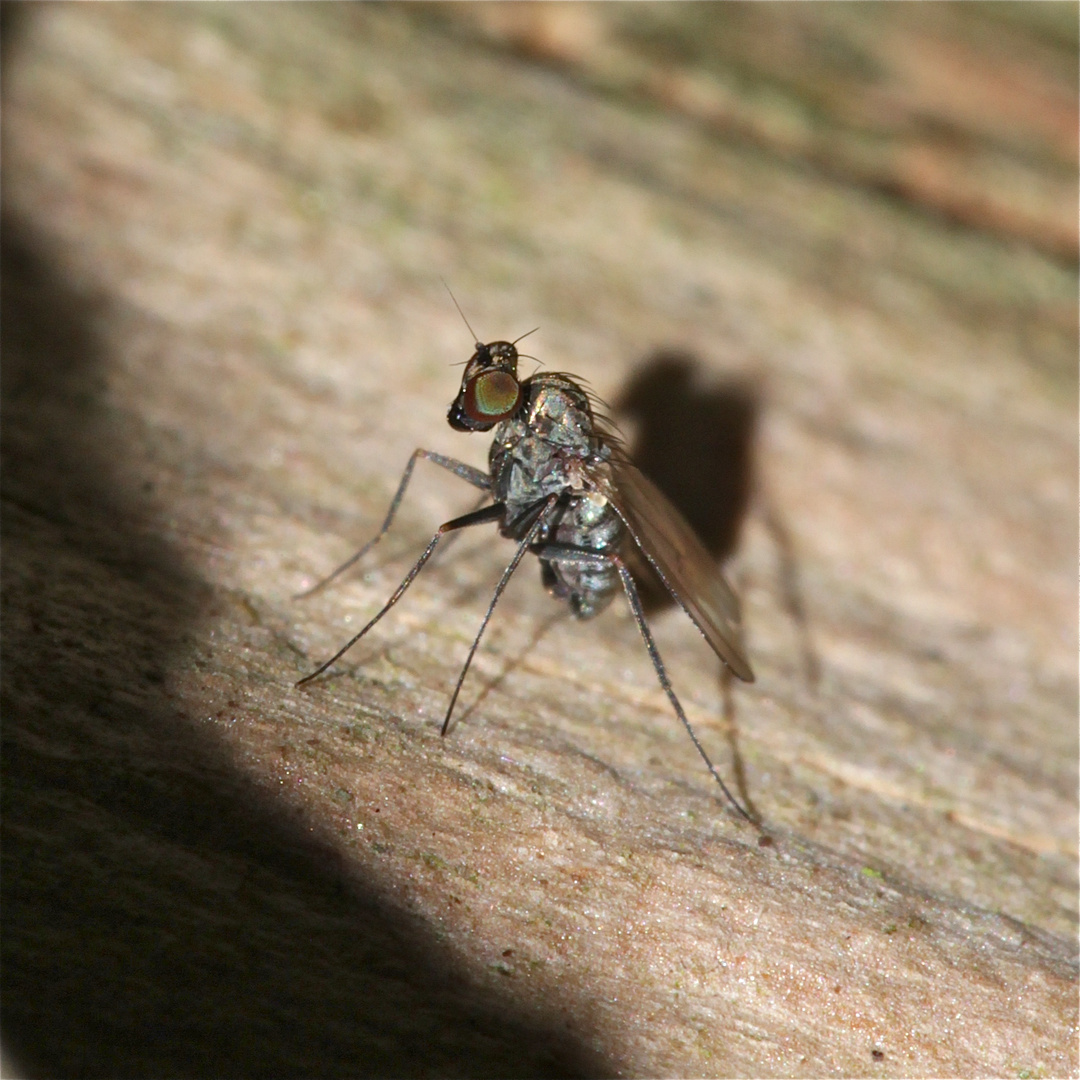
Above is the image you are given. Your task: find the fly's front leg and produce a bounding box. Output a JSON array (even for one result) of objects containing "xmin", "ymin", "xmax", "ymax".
[
  {"xmin": 296, "ymin": 449, "xmax": 491, "ymax": 598},
  {"xmin": 534, "ymin": 541, "xmax": 756, "ymax": 823},
  {"xmin": 297, "ymin": 501, "xmax": 506, "ymax": 687}
]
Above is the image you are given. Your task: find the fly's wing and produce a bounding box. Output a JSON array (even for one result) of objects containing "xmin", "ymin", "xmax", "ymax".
[{"xmin": 607, "ymin": 458, "xmax": 755, "ymax": 682}]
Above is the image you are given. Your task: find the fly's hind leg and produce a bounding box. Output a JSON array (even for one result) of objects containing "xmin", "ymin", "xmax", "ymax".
[
  {"xmin": 534, "ymin": 541, "xmax": 756, "ymax": 823},
  {"xmin": 296, "ymin": 449, "xmax": 491, "ymax": 598}
]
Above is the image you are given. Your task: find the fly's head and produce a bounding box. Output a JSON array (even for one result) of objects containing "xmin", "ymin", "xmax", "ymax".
[{"xmin": 447, "ymin": 340, "xmax": 525, "ymax": 432}]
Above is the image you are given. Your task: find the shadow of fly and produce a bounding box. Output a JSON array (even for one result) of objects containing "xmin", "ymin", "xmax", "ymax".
[{"xmin": 296, "ymin": 320, "xmax": 756, "ymax": 820}]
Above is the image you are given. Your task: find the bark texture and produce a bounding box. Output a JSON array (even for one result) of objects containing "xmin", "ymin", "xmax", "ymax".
[{"xmin": 3, "ymin": 4, "xmax": 1076, "ymax": 1077}]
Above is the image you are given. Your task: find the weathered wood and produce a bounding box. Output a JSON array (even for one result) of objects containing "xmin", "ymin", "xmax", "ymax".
[{"xmin": 3, "ymin": 4, "xmax": 1075, "ymax": 1077}]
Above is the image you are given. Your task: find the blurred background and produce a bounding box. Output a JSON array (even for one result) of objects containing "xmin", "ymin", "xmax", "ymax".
[{"xmin": 3, "ymin": 4, "xmax": 1076, "ymax": 1077}]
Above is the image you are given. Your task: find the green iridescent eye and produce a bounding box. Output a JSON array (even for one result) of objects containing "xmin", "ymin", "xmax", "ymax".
[{"xmin": 464, "ymin": 369, "xmax": 522, "ymax": 422}]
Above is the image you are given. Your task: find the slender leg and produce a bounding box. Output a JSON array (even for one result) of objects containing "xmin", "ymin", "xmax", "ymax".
[
  {"xmin": 296, "ymin": 502, "xmax": 506, "ymax": 687},
  {"xmin": 614, "ymin": 559, "xmax": 755, "ymax": 822},
  {"xmin": 532, "ymin": 541, "xmax": 755, "ymax": 822},
  {"xmin": 441, "ymin": 494, "xmax": 558, "ymax": 736},
  {"xmin": 428, "ymin": 491, "xmax": 491, "ymax": 566},
  {"xmin": 296, "ymin": 449, "xmax": 492, "ymax": 599}
]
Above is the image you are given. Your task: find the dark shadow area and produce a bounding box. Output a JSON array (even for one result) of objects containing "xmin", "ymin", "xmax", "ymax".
[
  {"xmin": 614, "ymin": 349, "xmax": 820, "ymax": 692},
  {"xmin": 613, "ymin": 350, "xmax": 757, "ymax": 614},
  {"xmin": 0, "ymin": 154, "xmax": 609, "ymax": 1080},
  {"xmin": 0, "ymin": 0, "xmax": 26, "ymax": 62}
]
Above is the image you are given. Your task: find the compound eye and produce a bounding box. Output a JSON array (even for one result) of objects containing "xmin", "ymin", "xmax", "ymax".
[{"xmin": 463, "ymin": 369, "xmax": 522, "ymax": 423}]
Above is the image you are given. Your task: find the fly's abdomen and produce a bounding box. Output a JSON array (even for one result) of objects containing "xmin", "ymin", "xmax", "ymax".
[{"xmin": 542, "ymin": 493, "xmax": 623, "ymax": 620}]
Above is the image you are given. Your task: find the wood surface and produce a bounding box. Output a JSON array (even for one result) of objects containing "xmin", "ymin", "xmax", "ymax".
[{"xmin": 2, "ymin": 4, "xmax": 1076, "ymax": 1077}]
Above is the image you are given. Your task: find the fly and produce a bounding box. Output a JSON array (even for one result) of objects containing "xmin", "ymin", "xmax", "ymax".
[{"xmin": 296, "ymin": 321, "xmax": 756, "ymax": 819}]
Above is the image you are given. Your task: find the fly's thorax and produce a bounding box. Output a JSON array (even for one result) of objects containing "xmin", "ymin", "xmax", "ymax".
[
  {"xmin": 489, "ymin": 376, "xmax": 614, "ymax": 524},
  {"xmin": 490, "ymin": 431, "xmax": 579, "ymax": 519},
  {"xmin": 525, "ymin": 377, "xmax": 595, "ymax": 449},
  {"xmin": 489, "ymin": 373, "xmax": 599, "ymax": 459}
]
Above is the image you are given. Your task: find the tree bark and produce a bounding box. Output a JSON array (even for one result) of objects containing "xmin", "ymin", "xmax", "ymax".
[{"xmin": 3, "ymin": 4, "xmax": 1075, "ymax": 1077}]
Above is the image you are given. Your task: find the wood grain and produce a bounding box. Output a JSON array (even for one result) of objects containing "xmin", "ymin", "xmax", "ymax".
[{"xmin": 3, "ymin": 5, "xmax": 1076, "ymax": 1077}]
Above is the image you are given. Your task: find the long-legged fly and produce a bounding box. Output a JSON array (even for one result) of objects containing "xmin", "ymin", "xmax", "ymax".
[{"xmin": 297, "ymin": 319, "xmax": 756, "ymax": 819}]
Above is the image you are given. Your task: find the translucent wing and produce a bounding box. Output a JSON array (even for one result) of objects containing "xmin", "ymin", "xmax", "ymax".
[{"xmin": 607, "ymin": 457, "xmax": 755, "ymax": 682}]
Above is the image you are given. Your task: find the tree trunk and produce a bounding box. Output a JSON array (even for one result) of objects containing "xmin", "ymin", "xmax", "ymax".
[{"xmin": 3, "ymin": 4, "xmax": 1075, "ymax": 1076}]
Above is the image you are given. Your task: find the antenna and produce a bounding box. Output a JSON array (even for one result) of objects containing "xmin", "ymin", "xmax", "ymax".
[
  {"xmin": 441, "ymin": 278, "xmax": 481, "ymax": 348},
  {"xmin": 511, "ymin": 326, "xmax": 540, "ymax": 347}
]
